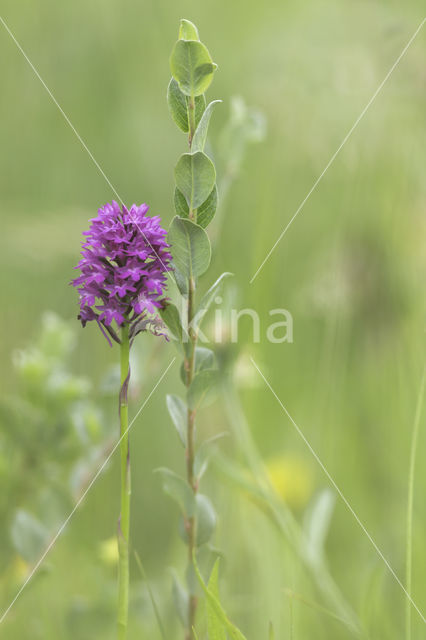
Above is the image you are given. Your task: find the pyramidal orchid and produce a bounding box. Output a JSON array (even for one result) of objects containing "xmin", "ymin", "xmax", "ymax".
[{"xmin": 71, "ymin": 200, "xmax": 171, "ymax": 639}]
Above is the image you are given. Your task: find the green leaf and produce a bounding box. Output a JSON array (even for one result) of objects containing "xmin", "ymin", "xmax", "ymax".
[
  {"xmin": 194, "ymin": 557, "xmax": 248, "ymax": 640},
  {"xmin": 170, "ymin": 40, "xmax": 217, "ymax": 97},
  {"xmin": 180, "ymin": 347, "xmax": 215, "ymax": 384},
  {"xmin": 303, "ymin": 489, "xmax": 336, "ymax": 564},
  {"xmin": 206, "ymin": 561, "xmax": 226, "ymax": 640},
  {"xmin": 11, "ymin": 509, "xmax": 49, "ymax": 563},
  {"xmin": 269, "ymin": 622, "xmax": 275, "ymax": 639},
  {"xmin": 194, "ymin": 432, "xmax": 228, "ymax": 479},
  {"xmin": 166, "ymin": 394, "xmax": 187, "ymax": 447},
  {"xmin": 179, "ymin": 19, "xmax": 199, "ymax": 41},
  {"xmin": 192, "ymin": 100, "xmax": 222, "ymax": 153},
  {"xmin": 173, "ymin": 264, "xmax": 189, "ymax": 296},
  {"xmin": 174, "ymin": 184, "xmax": 218, "ymax": 229},
  {"xmin": 188, "ymin": 369, "xmax": 219, "ymax": 411},
  {"xmin": 167, "ymin": 78, "xmax": 189, "ymax": 133},
  {"xmin": 197, "ymin": 185, "xmax": 218, "ymax": 228},
  {"xmin": 168, "ymin": 216, "xmax": 211, "ymax": 279},
  {"xmin": 159, "ymin": 303, "xmax": 184, "ymax": 342},
  {"xmin": 174, "ymin": 187, "xmax": 189, "ymax": 217},
  {"xmin": 172, "ymin": 571, "xmax": 189, "ymax": 628},
  {"xmin": 175, "ymin": 152, "xmax": 216, "ymax": 211},
  {"xmin": 193, "ymin": 272, "xmax": 233, "ymax": 327},
  {"xmin": 196, "ymin": 494, "xmax": 217, "ymax": 546},
  {"xmin": 194, "ymin": 94, "xmax": 207, "ymax": 128},
  {"xmin": 167, "ymin": 79, "xmax": 206, "ymax": 133},
  {"xmin": 155, "ymin": 468, "xmax": 195, "ymax": 516}
]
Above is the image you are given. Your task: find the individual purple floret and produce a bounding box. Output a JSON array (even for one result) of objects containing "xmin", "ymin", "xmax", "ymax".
[{"xmin": 71, "ymin": 201, "xmax": 172, "ymax": 344}]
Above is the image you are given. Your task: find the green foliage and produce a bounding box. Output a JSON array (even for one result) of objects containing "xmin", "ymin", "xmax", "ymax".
[
  {"xmin": 192, "ymin": 100, "xmax": 222, "ymax": 153},
  {"xmin": 170, "ymin": 40, "xmax": 217, "ymax": 97},
  {"xmin": 0, "ymin": 313, "xmax": 112, "ymax": 567},
  {"xmin": 155, "ymin": 467, "xmax": 195, "ymax": 516},
  {"xmin": 179, "ymin": 19, "xmax": 200, "ymax": 41},
  {"xmin": 167, "ymin": 79, "xmax": 206, "ymax": 133},
  {"xmin": 10, "ymin": 510, "xmax": 49, "ymax": 564},
  {"xmin": 188, "ymin": 369, "xmax": 219, "ymax": 411},
  {"xmin": 159, "ymin": 302, "xmax": 184, "ymax": 344},
  {"xmin": 167, "ymin": 78, "xmax": 190, "ymax": 133},
  {"xmin": 218, "ymin": 96, "xmax": 267, "ymax": 176},
  {"xmin": 194, "ymin": 272, "xmax": 234, "ymax": 327},
  {"xmin": 303, "ymin": 489, "xmax": 336, "ymax": 565},
  {"xmin": 166, "ymin": 394, "xmax": 187, "ymax": 447},
  {"xmin": 175, "ymin": 152, "xmax": 216, "ymax": 212},
  {"xmin": 195, "ymin": 494, "xmax": 217, "ymax": 546},
  {"xmin": 194, "ymin": 557, "xmax": 248, "ymax": 639},
  {"xmin": 168, "ymin": 216, "xmax": 211, "ymax": 279},
  {"xmin": 174, "ymin": 184, "xmax": 218, "ymax": 228},
  {"xmin": 194, "ymin": 433, "xmax": 228, "ymax": 481},
  {"xmin": 180, "ymin": 347, "xmax": 216, "ymax": 384}
]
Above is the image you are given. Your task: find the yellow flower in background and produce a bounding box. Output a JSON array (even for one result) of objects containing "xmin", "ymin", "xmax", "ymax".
[
  {"xmin": 98, "ymin": 537, "xmax": 119, "ymax": 567},
  {"xmin": 9, "ymin": 555, "xmax": 29, "ymax": 584},
  {"xmin": 266, "ymin": 454, "xmax": 314, "ymax": 509}
]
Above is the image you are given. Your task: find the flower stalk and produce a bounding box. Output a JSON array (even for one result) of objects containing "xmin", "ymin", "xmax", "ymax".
[
  {"xmin": 71, "ymin": 201, "xmax": 171, "ymax": 637},
  {"xmin": 118, "ymin": 324, "xmax": 130, "ymax": 639}
]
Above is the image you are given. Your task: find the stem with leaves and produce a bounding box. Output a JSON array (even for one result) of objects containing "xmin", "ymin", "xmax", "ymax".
[
  {"xmin": 118, "ymin": 325, "xmax": 130, "ymax": 639},
  {"xmin": 158, "ymin": 19, "xmax": 231, "ymax": 640}
]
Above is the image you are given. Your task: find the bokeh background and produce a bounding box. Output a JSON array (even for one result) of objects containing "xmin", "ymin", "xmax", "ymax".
[{"xmin": 0, "ymin": 0, "xmax": 425, "ymax": 638}]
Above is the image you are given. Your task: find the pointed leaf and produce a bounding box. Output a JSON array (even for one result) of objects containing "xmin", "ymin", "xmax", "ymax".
[
  {"xmin": 192, "ymin": 100, "xmax": 222, "ymax": 153},
  {"xmin": 166, "ymin": 394, "xmax": 187, "ymax": 447},
  {"xmin": 194, "ymin": 557, "xmax": 248, "ymax": 640},
  {"xmin": 188, "ymin": 369, "xmax": 219, "ymax": 411},
  {"xmin": 159, "ymin": 303, "xmax": 184, "ymax": 342},
  {"xmin": 193, "ymin": 272, "xmax": 233, "ymax": 327},
  {"xmin": 194, "ymin": 432, "xmax": 228, "ymax": 479},
  {"xmin": 170, "ymin": 40, "xmax": 216, "ymax": 97},
  {"xmin": 175, "ymin": 152, "xmax": 216, "ymax": 211},
  {"xmin": 194, "ymin": 94, "xmax": 207, "ymax": 128},
  {"xmin": 179, "ymin": 19, "xmax": 200, "ymax": 41},
  {"xmin": 303, "ymin": 489, "xmax": 336, "ymax": 564},
  {"xmin": 206, "ymin": 561, "xmax": 226, "ymax": 640},
  {"xmin": 168, "ymin": 216, "xmax": 211, "ymax": 279}
]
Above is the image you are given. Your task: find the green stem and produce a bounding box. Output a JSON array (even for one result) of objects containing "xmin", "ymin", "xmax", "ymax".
[
  {"xmin": 118, "ymin": 325, "xmax": 131, "ymax": 640},
  {"xmin": 405, "ymin": 365, "xmax": 425, "ymax": 640},
  {"xmin": 185, "ymin": 275, "xmax": 198, "ymax": 640},
  {"xmin": 188, "ymin": 94, "xmax": 196, "ymax": 149}
]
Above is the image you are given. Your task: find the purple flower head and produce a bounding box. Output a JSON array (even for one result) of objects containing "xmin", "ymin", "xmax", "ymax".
[{"xmin": 71, "ymin": 201, "xmax": 172, "ymax": 344}]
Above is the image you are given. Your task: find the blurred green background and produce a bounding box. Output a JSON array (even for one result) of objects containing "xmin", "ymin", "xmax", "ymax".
[{"xmin": 0, "ymin": 0, "xmax": 425, "ymax": 638}]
